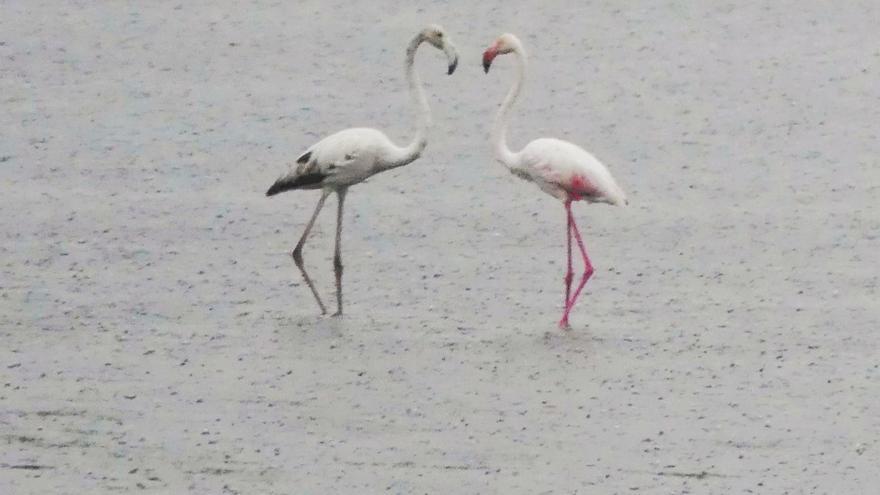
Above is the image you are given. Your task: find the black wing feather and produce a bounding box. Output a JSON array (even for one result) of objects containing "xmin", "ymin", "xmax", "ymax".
[{"xmin": 265, "ymin": 172, "xmax": 326, "ymax": 196}]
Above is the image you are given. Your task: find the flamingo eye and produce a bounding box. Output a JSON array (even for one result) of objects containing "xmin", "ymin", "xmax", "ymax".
[{"xmin": 436, "ymin": 32, "xmax": 443, "ymax": 38}]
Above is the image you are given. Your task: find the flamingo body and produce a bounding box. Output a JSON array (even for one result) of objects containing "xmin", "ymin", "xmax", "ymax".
[
  {"xmin": 267, "ymin": 128, "xmax": 411, "ymax": 195},
  {"xmin": 513, "ymin": 137, "xmax": 627, "ymax": 205}
]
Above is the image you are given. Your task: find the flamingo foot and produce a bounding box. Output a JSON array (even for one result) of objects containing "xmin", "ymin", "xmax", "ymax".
[{"xmin": 558, "ymin": 317, "xmax": 571, "ymax": 330}]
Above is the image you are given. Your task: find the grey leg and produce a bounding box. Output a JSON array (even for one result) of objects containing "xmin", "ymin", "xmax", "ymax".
[
  {"xmin": 292, "ymin": 190, "xmax": 330, "ymax": 314},
  {"xmin": 332, "ymin": 188, "xmax": 347, "ymax": 316}
]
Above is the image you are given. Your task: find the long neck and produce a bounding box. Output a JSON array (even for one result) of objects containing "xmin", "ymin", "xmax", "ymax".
[
  {"xmin": 383, "ymin": 33, "xmax": 431, "ymax": 170},
  {"xmin": 492, "ymin": 46, "xmax": 526, "ymax": 167}
]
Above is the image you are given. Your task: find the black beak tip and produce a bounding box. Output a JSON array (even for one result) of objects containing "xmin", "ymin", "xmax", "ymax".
[
  {"xmin": 482, "ymin": 62, "xmax": 490, "ymax": 74},
  {"xmin": 448, "ymin": 58, "xmax": 458, "ymax": 75}
]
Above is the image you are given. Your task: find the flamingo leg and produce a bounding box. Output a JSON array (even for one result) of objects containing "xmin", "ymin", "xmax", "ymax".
[
  {"xmin": 559, "ymin": 203, "xmax": 594, "ymax": 328},
  {"xmin": 292, "ymin": 190, "xmax": 330, "ymax": 315},
  {"xmin": 563, "ymin": 200, "xmax": 574, "ymax": 315},
  {"xmin": 332, "ymin": 188, "xmax": 347, "ymax": 317}
]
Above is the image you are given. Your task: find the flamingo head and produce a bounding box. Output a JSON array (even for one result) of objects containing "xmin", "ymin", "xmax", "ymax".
[
  {"xmin": 482, "ymin": 33, "xmax": 519, "ymax": 73},
  {"xmin": 422, "ymin": 24, "xmax": 458, "ymax": 75}
]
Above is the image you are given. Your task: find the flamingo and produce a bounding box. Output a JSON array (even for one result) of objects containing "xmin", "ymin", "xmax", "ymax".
[
  {"xmin": 482, "ymin": 33, "xmax": 627, "ymax": 329},
  {"xmin": 266, "ymin": 25, "xmax": 458, "ymax": 316}
]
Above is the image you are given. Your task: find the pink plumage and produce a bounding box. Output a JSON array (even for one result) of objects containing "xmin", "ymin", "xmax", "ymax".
[{"xmin": 483, "ymin": 33, "xmax": 627, "ymax": 329}]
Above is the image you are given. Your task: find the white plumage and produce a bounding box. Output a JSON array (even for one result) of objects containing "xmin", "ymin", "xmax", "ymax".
[
  {"xmin": 514, "ymin": 138, "xmax": 628, "ymax": 205},
  {"xmin": 483, "ymin": 33, "xmax": 627, "ymax": 329},
  {"xmin": 278, "ymin": 128, "xmax": 415, "ymax": 191},
  {"xmin": 267, "ymin": 25, "xmax": 458, "ymax": 316}
]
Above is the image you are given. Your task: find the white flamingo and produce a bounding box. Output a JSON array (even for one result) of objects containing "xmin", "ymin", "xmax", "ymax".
[
  {"xmin": 482, "ymin": 33, "xmax": 627, "ymax": 329},
  {"xmin": 267, "ymin": 25, "xmax": 458, "ymax": 316}
]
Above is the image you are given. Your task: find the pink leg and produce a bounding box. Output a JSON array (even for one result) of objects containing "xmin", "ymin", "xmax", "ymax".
[
  {"xmin": 564, "ymin": 201, "xmax": 574, "ymax": 307},
  {"xmin": 559, "ymin": 201, "xmax": 575, "ymax": 328},
  {"xmin": 559, "ymin": 208, "xmax": 594, "ymax": 328}
]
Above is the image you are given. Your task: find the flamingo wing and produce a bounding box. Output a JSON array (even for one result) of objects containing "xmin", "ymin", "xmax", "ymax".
[
  {"xmin": 517, "ymin": 138, "xmax": 627, "ymax": 205},
  {"xmin": 266, "ymin": 128, "xmax": 388, "ymax": 196}
]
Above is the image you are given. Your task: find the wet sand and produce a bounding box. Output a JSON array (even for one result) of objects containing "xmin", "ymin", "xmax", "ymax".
[{"xmin": 1, "ymin": 1, "xmax": 878, "ymax": 493}]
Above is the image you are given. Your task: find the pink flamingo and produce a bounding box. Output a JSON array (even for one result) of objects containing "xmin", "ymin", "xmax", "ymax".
[{"xmin": 482, "ymin": 33, "xmax": 627, "ymax": 329}]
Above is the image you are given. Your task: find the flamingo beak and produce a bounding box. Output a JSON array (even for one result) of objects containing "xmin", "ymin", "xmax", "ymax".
[
  {"xmin": 443, "ymin": 41, "xmax": 459, "ymax": 75},
  {"xmin": 448, "ymin": 54, "xmax": 458, "ymax": 75},
  {"xmin": 482, "ymin": 46, "xmax": 498, "ymax": 73}
]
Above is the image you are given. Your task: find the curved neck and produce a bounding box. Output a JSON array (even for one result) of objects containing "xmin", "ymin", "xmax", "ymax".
[
  {"xmin": 492, "ymin": 46, "xmax": 526, "ymax": 167},
  {"xmin": 389, "ymin": 33, "xmax": 431, "ymax": 168}
]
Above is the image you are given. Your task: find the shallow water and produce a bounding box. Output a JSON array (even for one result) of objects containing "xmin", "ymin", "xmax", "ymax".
[{"xmin": 1, "ymin": 1, "xmax": 878, "ymax": 493}]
